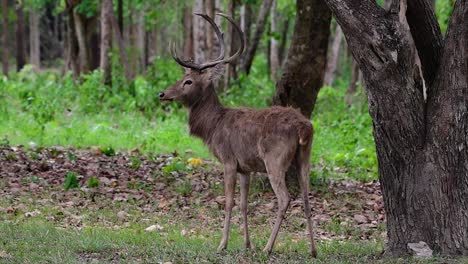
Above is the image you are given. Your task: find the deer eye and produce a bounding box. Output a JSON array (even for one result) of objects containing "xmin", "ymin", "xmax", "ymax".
[{"xmin": 183, "ymin": 80, "xmax": 193, "ymax": 86}]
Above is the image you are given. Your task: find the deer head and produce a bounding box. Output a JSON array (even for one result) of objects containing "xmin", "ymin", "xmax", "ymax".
[{"xmin": 159, "ymin": 13, "xmax": 245, "ymax": 107}]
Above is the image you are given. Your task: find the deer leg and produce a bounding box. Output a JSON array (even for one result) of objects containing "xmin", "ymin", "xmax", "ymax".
[
  {"xmin": 298, "ymin": 152, "xmax": 317, "ymax": 258},
  {"xmin": 217, "ymin": 164, "xmax": 237, "ymax": 252},
  {"xmin": 240, "ymin": 173, "xmax": 251, "ymax": 249},
  {"xmin": 263, "ymin": 170, "xmax": 290, "ymax": 254}
]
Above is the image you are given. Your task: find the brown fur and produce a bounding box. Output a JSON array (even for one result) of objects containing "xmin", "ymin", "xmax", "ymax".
[{"xmin": 160, "ymin": 68, "xmax": 317, "ymax": 257}]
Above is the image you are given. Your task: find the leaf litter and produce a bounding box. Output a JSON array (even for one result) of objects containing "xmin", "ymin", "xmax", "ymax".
[{"xmin": 0, "ymin": 145, "xmax": 386, "ymax": 242}]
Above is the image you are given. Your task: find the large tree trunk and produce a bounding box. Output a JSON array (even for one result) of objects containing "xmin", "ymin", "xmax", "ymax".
[
  {"xmin": 193, "ymin": 0, "xmax": 206, "ymax": 63},
  {"xmin": 269, "ymin": 0, "xmax": 280, "ymax": 80},
  {"xmin": 2, "ymin": 0, "xmax": 8, "ymax": 76},
  {"xmin": 273, "ymin": 0, "xmax": 331, "ymax": 118},
  {"xmin": 324, "ymin": 0, "xmax": 467, "ymax": 256},
  {"xmin": 65, "ymin": 2, "xmax": 80, "ymax": 79},
  {"xmin": 29, "ymin": 8, "xmax": 41, "ymax": 69},
  {"xmin": 100, "ymin": 0, "xmax": 113, "ymax": 85},
  {"xmin": 323, "ymin": 25, "xmax": 343, "ymax": 86},
  {"xmin": 110, "ymin": 9, "xmax": 132, "ymax": 82},
  {"xmin": 15, "ymin": 3, "xmax": 26, "ymax": 71},
  {"xmin": 240, "ymin": 0, "xmax": 274, "ymax": 74}
]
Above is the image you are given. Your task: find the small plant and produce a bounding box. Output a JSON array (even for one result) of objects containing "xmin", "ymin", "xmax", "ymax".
[
  {"xmin": 28, "ymin": 151, "xmax": 40, "ymax": 160},
  {"xmin": 5, "ymin": 153, "xmax": 17, "ymax": 161},
  {"xmin": 162, "ymin": 158, "xmax": 187, "ymax": 175},
  {"xmin": 175, "ymin": 179, "xmax": 192, "ymax": 197},
  {"xmin": 0, "ymin": 136, "xmax": 9, "ymax": 147},
  {"xmin": 67, "ymin": 151, "xmax": 77, "ymax": 161},
  {"xmin": 129, "ymin": 156, "xmax": 142, "ymax": 169},
  {"xmin": 102, "ymin": 146, "xmax": 116, "ymax": 157},
  {"xmin": 64, "ymin": 171, "xmax": 79, "ymax": 190},
  {"xmin": 87, "ymin": 177, "xmax": 100, "ymax": 188}
]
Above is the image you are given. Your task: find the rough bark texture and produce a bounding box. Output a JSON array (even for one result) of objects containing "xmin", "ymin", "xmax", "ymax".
[
  {"xmin": 273, "ymin": 0, "xmax": 331, "ymax": 118},
  {"xmin": 323, "ymin": 25, "xmax": 343, "ymax": 86},
  {"xmin": 100, "ymin": 0, "xmax": 113, "ymax": 85},
  {"xmin": 240, "ymin": 0, "xmax": 273, "ymax": 74},
  {"xmin": 15, "ymin": 4, "xmax": 26, "ymax": 71},
  {"xmin": 2, "ymin": 0, "xmax": 8, "ymax": 76},
  {"xmin": 324, "ymin": 0, "xmax": 468, "ymax": 256},
  {"xmin": 117, "ymin": 0, "xmax": 123, "ymax": 36},
  {"xmin": 29, "ymin": 8, "xmax": 41, "ymax": 69},
  {"xmin": 269, "ymin": 0, "xmax": 280, "ymax": 80}
]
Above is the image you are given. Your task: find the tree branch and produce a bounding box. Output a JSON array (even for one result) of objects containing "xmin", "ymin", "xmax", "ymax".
[{"xmin": 406, "ymin": 0, "xmax": 443, "ymax": 88}]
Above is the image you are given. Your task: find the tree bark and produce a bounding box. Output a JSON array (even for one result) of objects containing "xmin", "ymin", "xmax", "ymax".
[
  {"xmin": 278, "ymin": 18, "xmax": 290, "ymax": 67},
  {"xmin": 323, "ymin": 0, "xmax": 468, "ymax": 256},
  {"xmin": 205, "ymin": 0, "xmax": 215, "ymax": 58},
  {"xmin": 29, "ymin": 8, "xmax": 41, "ymax": 69},
  {"xmin": 224, "ymin": 0, "xmax": 236, "ymax": 89},
  {"xmin": 117, "ymin": 0, "xmax": 123, "ymax": 36},
  {"xmin": 240, "ymin": 3, "xmax": 252, "ymax": 49},
  {"xmin": 240, "ymin": 0, "xmax": 274, "ymax": 74},
  {"xmin": 136, "ymin": 8, "xmax": 146, "ymax": 72},
  {"xmin": 15, "ymin": 3, "xmax": 26, "ymax": 71},
  {"xmin": 100, "ymin": 0, "xmax": 113, "ymax": 85},
  {"xmin": 193, "ymin": 0, "xmax": 206, "ymax": 63},
  {"xmin": 323, "ymin": 25, "xmax": 343, "ymax": 86},
  {"xmin": 269, "ymin": 0, "xmax": 280, "ymax": 80},
  {"xmin": 345, "ymin": 58, "xmax": 359, "ymax": 105},
  {"xmin": 110, "ymin": 10, "xmax": 132, "ymax": 82},
  {"xmin": 65, "ymin": 2, "xmax": 80, "ymax": 79},
  {"xmin": 273, "ymin": 0, "xmax": 331, "ymax": 118},
  {"xmin": 73, "ymin": 11, "xmax": 90, "ymax": 74},
  {"xmin": 2, "ymin": 0, "xmax": 8, "ymax": 76},
  {"xmin": 182, "ymin": 7, "xmax": 194, "ymax": 59}
]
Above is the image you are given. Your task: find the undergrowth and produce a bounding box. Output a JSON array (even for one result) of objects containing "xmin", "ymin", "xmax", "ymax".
[{"xmin": 0, "ymin": 56, "xmax": 377, "ymax": 181}]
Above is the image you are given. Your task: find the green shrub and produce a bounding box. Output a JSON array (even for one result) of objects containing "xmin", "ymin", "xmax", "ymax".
[{"xmin": 64, "ymin": 171, "xmax": 79, "ymax": 190}]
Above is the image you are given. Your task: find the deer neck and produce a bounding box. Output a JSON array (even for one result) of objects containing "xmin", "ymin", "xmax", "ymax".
[{"xmin": 187, "ymin": 84, "xmax": 224, "ymax": 143}]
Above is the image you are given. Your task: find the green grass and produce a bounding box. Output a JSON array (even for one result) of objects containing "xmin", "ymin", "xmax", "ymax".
[{"xmin": 2, "ymin": 218, "xmax": 465, "ymax": 264}]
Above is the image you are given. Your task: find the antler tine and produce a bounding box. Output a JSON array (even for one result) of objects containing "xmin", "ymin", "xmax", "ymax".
[
  {"xmin": 170, "ymin": 41, "xmax": 202, "ymax": 70},
  {"xmin": 195, "ymin": 13, "xmax": 245, "ymax": 71},
  {"xmin": 215, "ymin": 13, "xmax": 245, "ymax": 63},
  {"xmin": 194, "ymin": 13, "xmax": 225, "ymax": 63}
]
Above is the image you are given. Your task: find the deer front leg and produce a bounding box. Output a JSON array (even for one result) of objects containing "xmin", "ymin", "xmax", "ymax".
[
  {"xmin": 240, "ymin": 173, "xmax": 251, "ymax": 249},
  {"xmin": 217, "ymin": 164, "xmax": 237, "ymax": 252}
]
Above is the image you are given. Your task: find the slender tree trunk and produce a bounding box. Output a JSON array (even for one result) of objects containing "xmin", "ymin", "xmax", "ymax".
[
  {"xmin": 240, "ymin": 3, "xmax": 252, "ymax": 47},
  {"xmin": 100, "ymin": 0, "xmax": 113, "ymax": 85},
  {"xmin": 345, "ymin": 58, "xmax": 359, "ymax": 105},
  {"xmin": 136, "ymin": 8, "xmax": 146, "ymax": 72},
  {"xmin": 29, "ymin": 8, "xmax": 41, "ymax": 69},
  {"xmin": 278, "ymin": 18, "xmax": 290, "ymax": 67},
  {"xmin": 193, "ymin": 0, "xmax": 206, "ymax": 63},
  {"xmin": 65, "ymin": 3, "xmax": 80, "ymax": 79},
  {"xmin": 2, "ymin": 0, "xmax": 8, "ymax": 76},
  {"xmin": 240, "ymin": 0, "xmax": 274, "ymax": 74},
  {"xmin": 15, "ymin": 3, "xmax": 26, "ymax": 71},
  {"xmin": 182, "ymin": 7, "xmax": 194, "ymax": 59},
  {"xmin": 73, "ymin": 12, "xmax": 89, "ymax": 74},
  {"xmin": 110, "ymin": 9, "xmax": 132, "ymax": 82},
  {"xmin": 324, "ymin": 0, "xmax": 468, "ymax": 256},
  {"xmin": 269, "ymin": 0, "xmax": 280, "ymax": 80},
  {"xmin": 205, "ymin": 0, "xmax": 215, "ymax": 58},
  {"xmin": 224, "ymin": 0, "xmax": 236, "ymax": 89},
  {"xmin": 117, "ymin": 0, "xmax": 123, "ymax": 36},
  {"xmin": 323, "ymin": 25, "xmax": 343, "ymax": 86}
]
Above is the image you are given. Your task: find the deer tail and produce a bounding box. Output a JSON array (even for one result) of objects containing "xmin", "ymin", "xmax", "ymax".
[{"xmin": 298, "ymin": 121, "xmax": 313, "ymax": 146}]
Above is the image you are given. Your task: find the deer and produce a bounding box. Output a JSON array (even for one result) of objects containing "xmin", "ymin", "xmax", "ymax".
[{"xmin": 159, "ymin": 13, "xmax": 317, "ymax": 257}]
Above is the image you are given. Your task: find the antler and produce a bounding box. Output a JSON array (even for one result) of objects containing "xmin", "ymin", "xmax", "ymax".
[{"xmin": 171, "ymin": 13, "xmax": 245, "ymax": 72}]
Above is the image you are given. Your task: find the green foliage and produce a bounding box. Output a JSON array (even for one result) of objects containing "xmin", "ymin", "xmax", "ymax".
[
  {"xmin": 64, "ymin": 171, "xmax": 79, "ymax": 190},
  {"xmin": 102, "ymin": 146, "xmax": 116, "ymax": 157},
  {"xmin": 436, "ymin": 0, "xmax": 456, "ymax": 33},
  {"xmin": 87, "ymin": 177, "xmax": 100, "ymax": 188},
  {"xmin": 162, "ymin": 158, "xmax": 187, "ymax": 175}
]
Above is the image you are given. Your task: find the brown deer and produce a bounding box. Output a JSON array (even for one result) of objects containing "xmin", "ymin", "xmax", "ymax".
[{"xmin": 159, "ymin": 13, "xmax": 317, "ymax": 257}]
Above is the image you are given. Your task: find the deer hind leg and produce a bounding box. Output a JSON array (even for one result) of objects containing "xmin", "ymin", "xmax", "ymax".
[
  {"xmin": 262, "ymin": 148, "xmax": 294, "ymax": 254},
  {"xmin": 298, "ymin": 144, "xmax": 317, "ymax": 257},
  {"xmin": 217, "ymin": 164, "xmax": 237, "ymax": 252},
  {"xmin": 240, "ymin": 173, "xmax": 251, "ymax": 249}
]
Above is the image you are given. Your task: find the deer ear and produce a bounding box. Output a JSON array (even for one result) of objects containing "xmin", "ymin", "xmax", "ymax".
[{"xmin": 207, "ymin": 64, "xmax": 225, "ymax": 81}]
